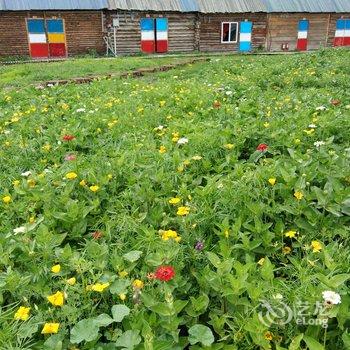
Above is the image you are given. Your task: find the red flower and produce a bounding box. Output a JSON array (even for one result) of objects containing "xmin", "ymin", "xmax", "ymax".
[
  {"xmin": 155, "ymin": 266, "xmax": 175, "ymax": 282},
  {"xmin": 62, "ymin": 134, "xmax": 75, "ymax": 141},
  {"xmin": 257, "ymin": 143, "xmax": 268, "ymax": 152}
]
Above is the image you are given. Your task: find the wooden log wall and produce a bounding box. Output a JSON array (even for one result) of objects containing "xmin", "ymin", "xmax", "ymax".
[
  {"xmin": 266, "ymin": 13, "xmax": 337, "ymax": 51},
  {"xmin": 198, "ymin": 13, "xmax": 268, "ymax": 52},
  {"xmin": 104, "ymin": 11, "xmax": 197, "ymax": 54},
  {"xmin": 0, "ymin": 11, "xmax": 104, "ymax": 57}
]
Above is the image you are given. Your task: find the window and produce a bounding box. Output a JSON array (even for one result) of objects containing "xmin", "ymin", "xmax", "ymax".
[{"xmin": 221, "ymin": 22, "xmax": 238, "ymax": 43}]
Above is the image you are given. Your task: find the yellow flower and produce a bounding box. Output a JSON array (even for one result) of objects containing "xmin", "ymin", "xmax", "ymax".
[
  {"xmin": 51, "ymin": 264, "xmax": 61, "ymax": 274},
  {"xmin": 90, "ymin": 185, "xmax": 99, "ymax": 192},
  {"xmin": 119, "ymin": 293, "xmax": 127, "ymax": 301},
  {"xmin": 257, "ymin": 258, "xmax": 265, "ymax": 266},
  {"xmin": 264, "ymin": 122, "xmax": 270, "ymax": 128},
  {"xmin": 159, "ymin": 146, "xmax": 166, "ymax": 154},
  {"xmin": 65, "ymin": 172, "xmax": 78, "ymax": 180},
  {"xmin": 161, "ymin": 229, "xmax": 181, "ymax": 242},
  {"xmin": 90, "ymin": 283, "xmax": 110, "ymax": 292},
  {"xmin": 224, "ymin": 143, "xmax": 234, "ymax": 150},
  {"xmin": 177, "ymin": 206, "xmax": 190, "ymax": 216},
  {"xmin": 294, "ymin": 138, "xmax": 301, "ymax": 144},
  {"xmin": 41, "ymin": 323, "xmax": 60, "ymax": 334},
  {"xmin": 29, "ymin": 216, "xmax": 35, "ymax": 224},
  {"xmin": 119, "ymin": 270, "xmax": 128, "ymax": 278},
  {"xmin": 79, "ymin": 179, "xmax": 86, "ymax": 187},
  {"xmin": 27, "ymin": 179, "xmax": 36, "ymax": 188},
  {"xmin": 133, "ymin": 279, "xmax": 144, "ymax": 289},
  {"xmin": 47, "ymin": 291, "xmax": 64, "ymax": 307},
  {"xmin": 169, "ymin": 197, "xmax": 181, "ymax": 205},
  {"xmin": 13, "ymin": 180, "xmax": 20, "ymax": 187},
  {"xmin": 107, "ymin": 174, "xmax": 113, "ymax": 180},
  {"xmin": 268, "ymin": 178, "xmax": 276, "ymax": 186},
  {"xmin": 311, "ymin": 241, "xmax": 322, "ymax": 253},
  {"xmin": 192, "ymin": 155, "xmax": 202, "ymax": 160},
  {"xmin": 159, "ymin": 100, "xmax": 166, "ymax": 107},
  {"xmin": 294, "ymin": 191, "xmax": 304, "ymax": 200},
  {"xmin": 2, "ymin": 195, "xmax": 11, "ymax": 204},
  {"xmin": 14, "ymin": 306, "xmax": 30, "ymax": 321},
  {"xmin": 285, "ymin": 230, "xmax": 297, "ymax": 238},
  {"xmin": 42, "ymin": 144, "xmax": 51, "ymax": 152},
  {"xmin": 283, "ymin": 246, "xmax": 292, "ymax": 254},
  {"xmin": 264, "ymin": 331, "xmax": 273, "ymax": 341},
  {"xmin": 66, "ymin": 277, "xmax": 76, "ymax": 286}
]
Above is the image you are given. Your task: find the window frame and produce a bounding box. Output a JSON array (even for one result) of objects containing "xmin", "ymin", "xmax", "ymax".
[{"xmin": 221, "ymin": 22, "xmax": 238, "ymax": 44}]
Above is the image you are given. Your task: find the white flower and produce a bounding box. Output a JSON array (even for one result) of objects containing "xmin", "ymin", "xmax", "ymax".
[
  {"xmin": 273, "ymin": 293, "xmax": 283, "ymax": 300},
  {"xmin": 192, "ymin": 155, "xmax": 202, "ymax": 161},
  {"xmin": 21, "ymin": 171, "xmax": 32, "ymax": 177},
  {"xmin": 314, "ymin": 141, "xmax": 325, "ymax": 148},
  {"xmin": 177, "ymin": 137, "xmax": 189, "ymax": 145},
  {"xmin": 217, "ymin": 183, "xmax": 224, "ymax": 189},
  {"xmin": 76, "ymin": 108, "xmax": 86, "ymax": 113},
  {"xmin": 226, "ymin": 91, "xmax": 233, "ymax": 96},
  {"xmin": 308, "ymin": 124, "xmax": 317, "ymax": 129},
  {"xmin": 3, "ymin": 130, "xmax": 11, "ymax": 135},
  {"xmin": 316, "ymin": 106, "xmax": 326, "ymax": 111},
  {"xmin": 13, "ymin": 226, "xmax": 27, "ymax": 234},
  {"xmin": 322, "ymin": 291, "xmax": 341, "ymax": 305}
]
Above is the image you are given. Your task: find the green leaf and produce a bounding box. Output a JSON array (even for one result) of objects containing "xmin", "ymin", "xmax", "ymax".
[
  {"xmin": 188, "ymin": 324, "xmax": 214, "ymax": 346},
  {"xmin": 111, "ymin": 304, "xmax": 130, "ymax": 322},
  {"xmin": 342, "ymin": 332, "xmax": 350, "ymax": 349},
  {"xmin": 123, "ymin": 250, "xmax": 142, "ymax": 262},
  {"xmin": 289, "ymin": 333, "xmax": 303, "ymax": 350},
  {"xmin": 109, "ymin": 279, "xmax": 131, "ymax": 294},
  {"xmin": 43, "ymin": 334, "xmax": 63, "ymax": 350},
  {"xmin": 93, "ymin": 313, "xmax": 114, "ymax": 327},
  {"xmin": 115, "ymin": 330, "xmax": 141, "ymax": 349},
  {"xmin": 303, "ymin": 335, "xmax": 325, "ymax": 350},
  {"xmin": 150, "ymin": 302, "xmax": 174, "ymax": 316},
  {"xmin": 206, "ymin": 252, "xmax": 221, "ymax": 268},
  {"xmin": 70, "ymin": 318, "xmax": 99, "ymax": 344}
]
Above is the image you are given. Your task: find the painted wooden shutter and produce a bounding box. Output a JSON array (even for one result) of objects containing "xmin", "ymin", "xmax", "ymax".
[
  {"xmin": 156, "ymin": 18, "xmax": 168, "ymax": 53},
  {"xmin": 297, "ymin": 20, "xmax": 309, "ymax": 51},
  {"xmin": 239, "ymin": 21, "xmax": 252, "ymax": 52},
  {"xmin": 140, "ymin": 18, "xmax": 155, "ymax": 53},
  {"xmin": 27, "ymin": 19, "xmax": 49, "ymax": 58},
  {"xmin": 334, "ymin": 19, "xmax": 345, "ymax": 46},
  {"xmin": 47, "ymin": 19, "xmax": 67, "ymax": 57},
  {"xmin": 345, "ymin": 19, "xmax": 350, "ymax": 46}
]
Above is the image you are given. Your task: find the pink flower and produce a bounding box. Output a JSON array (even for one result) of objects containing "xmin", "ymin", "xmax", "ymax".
[{"xmin": 64, "ymin": 154, "xmax": 76, "ymax": 161}]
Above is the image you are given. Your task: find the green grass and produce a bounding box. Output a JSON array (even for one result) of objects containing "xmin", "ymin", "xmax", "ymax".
[
  {"xmin": 0, "ymin": 48, "xmax": 349, "ymax": 350},
  {"xmin": 0, "ymin": 55, "xmax": 199, "ymax": 89}
]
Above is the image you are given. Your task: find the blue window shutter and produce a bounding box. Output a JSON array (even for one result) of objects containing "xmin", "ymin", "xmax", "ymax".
[
  {"xmin": 47, "ymin": 19, "xmax": 64, "ymax": 34},
  {"xmin": 156, "ymin": 18, "xmax": 168, "ymax": 31},
  {"xmin": 298, "ymin": 20, "xmax": 309, "ymax": 31},
  {"xmin": 27, "ymin": 19, "xmax": 45, "ymax": 33},
  {"xmin": 140, "ymin": 18, "xmax": 154, "ymax": 31}
]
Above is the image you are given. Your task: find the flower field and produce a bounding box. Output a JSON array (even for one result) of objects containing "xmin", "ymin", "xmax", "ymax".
[{"xmin": 0, "ymin": 49, "xmax": 350, "ymax": 349}]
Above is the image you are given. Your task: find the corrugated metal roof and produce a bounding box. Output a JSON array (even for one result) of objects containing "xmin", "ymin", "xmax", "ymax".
[
  {"xmin": 197, "ymin": 0, "xmax": 266, "ymax": 13},
  {"xmin": 108, "ymin": 0, "xmax": 265, "ymax": 12},
  {"xmin": 108, "ymin": 0, "xmax": 350, "ymax": 13},
  {"xmin": 0, "ymin": 0, "xmax": 108, "ymax": 10},
  {"xmin": 262, "ymin": 0, "xmax": 350, "ymax": 13},
  {"xmin": 0, "ymin": 0, "xmax": 349, "ymax": 13},
  {"xmin": 108, "ymin": 0, "xmax": 189, "ymax": 12}
]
